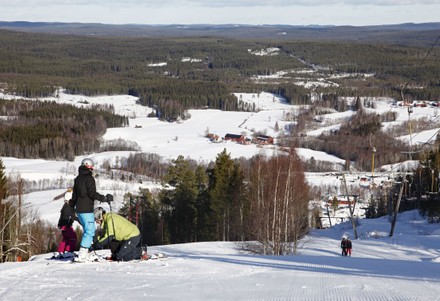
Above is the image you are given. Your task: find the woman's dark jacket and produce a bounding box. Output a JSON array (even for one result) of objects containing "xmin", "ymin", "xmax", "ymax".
[{"xmin": 70, "ymin": 165, "xmax": 105, "ymax": 214}]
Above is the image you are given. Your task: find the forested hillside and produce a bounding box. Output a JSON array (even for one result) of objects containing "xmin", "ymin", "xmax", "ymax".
[
  {"xmin": 1, "ymin": 26, "xmax": 439, "ymax": 166},
  {"xmin": 1, "ymin": 27, "xmax": 439, "ymax": 122},
  {"xmin": 0, "ymin": 99, "xmax": 128, "ymax": 160}
]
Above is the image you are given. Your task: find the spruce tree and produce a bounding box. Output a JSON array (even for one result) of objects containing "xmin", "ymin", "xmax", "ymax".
[
  {"xmin": 162, "ymin": 155, "xmax": 198, "ymax": 243},
  {"xmin": 208, "ymin": 149, "xmax": 245, "ymax": 241}
]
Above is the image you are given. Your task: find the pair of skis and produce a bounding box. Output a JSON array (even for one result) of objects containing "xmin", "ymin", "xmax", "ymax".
[{"xmin": 47, "ymin": 252, "xmax": 167, "ymax": 263}]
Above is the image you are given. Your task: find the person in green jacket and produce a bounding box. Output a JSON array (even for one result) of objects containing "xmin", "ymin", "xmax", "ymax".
[{"xmin": 92, "ymin": 207, "xmax": 142, "ymax": 261}]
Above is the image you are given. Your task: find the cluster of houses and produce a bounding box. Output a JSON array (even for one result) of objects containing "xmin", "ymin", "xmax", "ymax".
[
  {"xmin": 325, "ymin": 195, "xmax": 358, "ymax": 208},
  {"xmin": 317, "ymin": 194, "xmax": 367, "ymax": 228},
  {"xmin": 206, "ymin": 133, "xmax": 274, "ymax": 146}
]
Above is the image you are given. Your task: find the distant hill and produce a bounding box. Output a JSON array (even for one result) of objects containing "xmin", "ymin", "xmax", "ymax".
[{"xmin": 0, "ymin": 21, "xmax": 439, "ymax": 46}]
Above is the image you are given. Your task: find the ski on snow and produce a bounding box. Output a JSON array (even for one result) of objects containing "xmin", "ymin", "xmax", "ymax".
[{"xmin": 69, "ymin": 252, "xmax": 167, "ymax": 263}]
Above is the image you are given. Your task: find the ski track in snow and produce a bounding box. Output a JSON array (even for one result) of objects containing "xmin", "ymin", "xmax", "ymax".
[{"xmin": 1, "ymin": 238, "xmax": 439, "ymax": 301}]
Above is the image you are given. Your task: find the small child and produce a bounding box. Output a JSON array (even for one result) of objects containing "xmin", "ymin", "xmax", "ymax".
[
  {"xmin": 53, "ymin": 188, "xmax": 78, "ymax": 259},
  {"xmin": 345, "ymin": 237, "xmax": 352, "ymax": 256}
]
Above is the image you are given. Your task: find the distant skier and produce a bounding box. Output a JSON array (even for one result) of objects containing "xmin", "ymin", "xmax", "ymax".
[
  {"xmin": 92, "ymin": 207, "xmax": 143, "ymax": 261},
  {"xmin": 53, "ymin": 187, "xmax": 78, "ymax": 259},
  {"xmin": 346, "ymin": 237, "xmax": 352, "ymax": 256},
  {"xmin": 70, "ymin": 158, "xmax": 113, "ymax": 262},
  {"xmin": 341, "ymin": 237, "xmax": 347, "ymax": 256}
]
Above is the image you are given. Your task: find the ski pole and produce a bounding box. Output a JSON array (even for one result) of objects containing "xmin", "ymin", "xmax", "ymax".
[{"xmin": 108, "ymin": 198, "xmax": 116, "ymax": 239}]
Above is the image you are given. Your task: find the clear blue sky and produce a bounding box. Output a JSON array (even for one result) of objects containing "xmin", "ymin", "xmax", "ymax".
[{"xmin": 1, "ymin": 0, "xmax": 439, "ymax": 26}]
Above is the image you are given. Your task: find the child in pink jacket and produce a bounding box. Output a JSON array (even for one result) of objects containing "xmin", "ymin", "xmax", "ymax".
[{"xmin": 53, "ymin": 188, "xmax": 78, "ymax": 259}]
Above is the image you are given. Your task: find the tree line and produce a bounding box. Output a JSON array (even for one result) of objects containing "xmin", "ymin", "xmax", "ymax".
[
  {"xmin": 117, "ymin": 149, "xmax": 310, "ymax": 256},
  {"xmin": 0, "ymin": 99, "xmax": 128, "ymax": 160},
  {"xmin": 0, "ymin": 149, "xmax": 310, "ymax": 262}
]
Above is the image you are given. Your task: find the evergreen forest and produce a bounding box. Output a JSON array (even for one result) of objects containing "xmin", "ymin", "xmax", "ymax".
[{"xmin": 1, "ymin": 28, "xmax": 439, "ymax": 122}]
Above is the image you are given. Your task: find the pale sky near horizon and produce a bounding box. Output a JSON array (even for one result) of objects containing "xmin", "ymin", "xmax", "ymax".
[{"xmin": 0, "ymin": 0, "xmax": 439, "ymax": 26}]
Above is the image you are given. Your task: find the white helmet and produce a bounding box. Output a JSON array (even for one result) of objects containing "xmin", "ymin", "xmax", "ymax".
[
  {"xmin": 81, "ymin": 158, "xmax": 95, "ymax": 170},
  {"xmin": 64, "ymin": 190, "xmax": 73, "ymax": 202},
  {"xmin": 94, "ymin": 207, "xmax": 105, "ymax": 222}
]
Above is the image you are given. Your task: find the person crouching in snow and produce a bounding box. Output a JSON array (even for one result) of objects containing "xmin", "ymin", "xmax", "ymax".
[
  {"xmin": 54, "ymin": 187, "xmax": 78, "ymax": 259},
  {"xmin": 92, "ymin": 207, "xmax": 142, "ymax": 261}
]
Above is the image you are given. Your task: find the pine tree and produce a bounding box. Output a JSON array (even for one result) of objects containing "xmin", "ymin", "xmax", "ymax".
[
  {"xmin": 208, "ymin": 149, "xmax": 245, "ymax": 241},
  {"xmin": 120, "ymin": 189, "xmax": 160, "ymax": 246},
  {"xmin": 194, "ymin": 165, "xmax": 214, "ymax": 241},
  {"xmin": 161, "ymin": 155, "xmax": 198, "ymax": 243}
]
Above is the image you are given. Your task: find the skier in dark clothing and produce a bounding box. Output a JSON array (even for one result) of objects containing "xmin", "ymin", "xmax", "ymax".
[
  {"xmin": 341, "ymin": 237, "xmax": 347, "ymax": 256},
  {"xmin": 53, "ymin": 187, "xmax": 78, "ymax": 259},
  {"xmin": 69, "ymin": 158, "xmax": 113, "ymax": 262}
]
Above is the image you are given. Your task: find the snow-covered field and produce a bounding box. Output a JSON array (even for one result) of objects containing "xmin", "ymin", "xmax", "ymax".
[
  {"xmin": 1, "ymin": 90, "xmax": 440, "ymax": 300},
  {"xmin": 1, "ymin": 90, "xmax": 438, "ymax": 225}
]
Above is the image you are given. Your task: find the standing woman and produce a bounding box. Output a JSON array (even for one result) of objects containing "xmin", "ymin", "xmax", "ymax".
[{"xmin": 70, "ymin": 158, "xmax": 112, "ymax": 262}]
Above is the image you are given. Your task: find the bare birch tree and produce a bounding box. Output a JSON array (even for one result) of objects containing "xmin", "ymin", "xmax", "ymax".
[{"xmin": 247, "ymin": 151, "xmax": 310, "ymax": 255}]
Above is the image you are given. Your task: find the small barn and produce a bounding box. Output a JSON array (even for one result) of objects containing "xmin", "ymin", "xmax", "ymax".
[
  {"xmin": 206, "ymin": 133, "xmax": 222, "ymax": 143},
  {"xmin": 255, "ymin": 134, "xmax": 274, "ymax": 145},
  {"xmin": 326, "ymin": 195, "xmax": 357, "ymax": 208},
  {"xmin": 224, "ymin": 133, "xmax": 245, "ymax": 143}
]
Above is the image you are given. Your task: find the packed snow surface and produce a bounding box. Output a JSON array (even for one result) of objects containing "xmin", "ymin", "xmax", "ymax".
[{"xmin": 0, "ymin": 211, "xmax": 439, "ymax": 301}]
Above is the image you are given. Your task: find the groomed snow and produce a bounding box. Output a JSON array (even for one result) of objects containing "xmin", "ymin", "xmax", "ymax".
[{"xmin": 0, "ymin": 210, "xmax": 439, "ymax": 300}]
